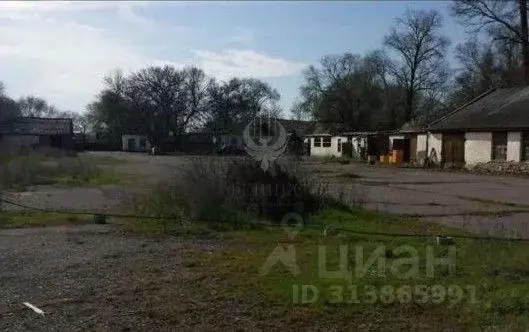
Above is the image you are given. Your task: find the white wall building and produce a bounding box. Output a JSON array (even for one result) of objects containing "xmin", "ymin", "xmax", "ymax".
[
  {"xmin": 426, "ymin": 86, "xmax": 529, "ymax": 167},
  {"xmin": 122, "ymin": 134, "xmax": 151, "ymax": 152},
  {"xmin": 308, "ymin": 135, "xmax": 347, "ymax": 158}
]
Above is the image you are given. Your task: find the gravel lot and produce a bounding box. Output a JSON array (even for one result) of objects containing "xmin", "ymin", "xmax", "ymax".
[
  {"xmin": 311, "ymin": 161, "xmax": 529, "ymax": 238},
  {"xmin": 0, "ymin": 225, "xmax": 222, "ymax": 331}
]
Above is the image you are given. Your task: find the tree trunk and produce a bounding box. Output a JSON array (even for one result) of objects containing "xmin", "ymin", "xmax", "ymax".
[{"xmin": 519, "ymin": 0, "xmax": 529, "ymax": 85}]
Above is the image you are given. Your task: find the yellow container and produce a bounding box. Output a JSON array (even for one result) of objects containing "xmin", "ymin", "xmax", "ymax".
[{"xmin": 392, "ymin": 150, "xmax": 403, "ymax": 164}]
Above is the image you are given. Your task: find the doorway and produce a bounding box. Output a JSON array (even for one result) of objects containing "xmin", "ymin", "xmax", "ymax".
[
  {"xmin": 442, "ymin": 133, "xmax": 465, "ymax": 167},
  {"xmin": 128, "ymin": 138, "xmax": 136, "ymax": 151}
]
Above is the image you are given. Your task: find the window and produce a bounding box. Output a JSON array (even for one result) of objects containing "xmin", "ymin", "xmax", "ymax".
[
  {"xmin": 322, "ymin": 137, "xmax": 331, "ymax": 147},
  {"xmin": 522, "ymin": 132, "xmax": 529, "ymax": 161},
  {"xmin": 139, "ymin": 138, "xmax": 147, "ymax": 148},
  {"xmin": 313, "ymin": 137, "xmax": 322, "ymax": 147},
  {"xmin": 492, "ymin": 132, "xmax": 507, "ymax": 161},
  {"xmin": 337, "ymin": 138, "xmax": 342, "ymax": 152}
]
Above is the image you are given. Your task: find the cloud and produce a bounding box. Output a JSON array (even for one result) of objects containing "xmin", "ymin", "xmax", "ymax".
[
  {"xmin": 194, "ymin": 49, "xmax": 305, "ymax": 80},
  {"xmin": 0, "ymin": 10, "xmax": 182, "ymax": 112},
  {"xmin": 0, "ymin": 1, "xmax": 147, "ymax": 13},
  {"xmin": 0, "ymin": 2, "xmax": 304, "ymax": 113}
]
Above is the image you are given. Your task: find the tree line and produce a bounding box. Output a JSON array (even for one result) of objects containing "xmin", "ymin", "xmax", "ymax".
[
  {"xmin": 293, "ymin": 0, "xmax": 529, "ymax": 131},
  {"xmin": 86, "ymin": 67, "xmax": 280, "ymax": 147}
]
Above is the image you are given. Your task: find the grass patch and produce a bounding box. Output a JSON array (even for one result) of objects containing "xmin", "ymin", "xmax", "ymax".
[
  {"xmin": 0, "ymin": 150, "xmax": 127, "ymax": 190},
  {"xmin": 0, "ymin": 211, "xmax": 92, "ymax": 228},
  {"xmin": 181, "ymin": 207, "xmax": 529, "ymax": 329},
  {"xmin": 78, "ymin": 154, "xmax": 124, "ymax": 166}
]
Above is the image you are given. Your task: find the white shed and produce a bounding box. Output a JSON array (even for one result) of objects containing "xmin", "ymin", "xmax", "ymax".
[{"xmin": 122, "ymin": 134, "xmax": 151, "ymax": 152}]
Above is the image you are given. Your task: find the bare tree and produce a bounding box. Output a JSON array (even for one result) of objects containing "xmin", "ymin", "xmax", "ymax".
[
  {"xmin": 0, "ymin": 82, "xmax": 19, "ymax": 121},
  {"xmin": 384, "ymin": 9, "xmax": 450, "ymax": 123},
  {"xmin": 125, "ymin": 65, "xmax": 187, "ymax": 145},
  {"xmin": 17, "ymin": 96, "xmax": 58, "ymax": 117},
  {"xmin": 451, "ymin": 0, "xmax": 529, "ymax": 84}
]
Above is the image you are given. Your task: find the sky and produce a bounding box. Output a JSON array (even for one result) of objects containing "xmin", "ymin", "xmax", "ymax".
[{"xmin": 0, "ymin": 1, "xmax": 469, "ymax": 117}]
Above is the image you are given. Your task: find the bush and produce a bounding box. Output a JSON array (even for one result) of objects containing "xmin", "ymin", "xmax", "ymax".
[
  {"xmin": 137, "ymin": 156, "xmax": 356, "ymax": 229},
  {"xmin": 0, "ymin": 150, "xmax": 100, "ymax": 189},
  {"xmin": 0, "ymin": 154, "xmax": 51, "ymax": 188}
]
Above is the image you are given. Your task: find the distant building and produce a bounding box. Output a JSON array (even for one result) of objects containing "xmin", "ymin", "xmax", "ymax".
[
  {"xmin": 122, "ymin": 134, "xmax": 151, "ymax": 152},
  {"xmin": 0, "ymin": 117, "xmax": 74, "ymax": 151},
  {"xmin": 214, "ymin": 119, "xmax": 315, "ymax": 156}
]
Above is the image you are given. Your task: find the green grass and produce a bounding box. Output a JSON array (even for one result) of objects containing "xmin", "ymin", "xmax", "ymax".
[
  {"xmin": 50, "ymin": 169, "xmax": 130, "ymax": 187},
  {"xmin": 78, "ymin": 154, "xmax": 124, "ymax": 165},
  {"xmin": 0, "ymin": 151, "xmax": 129, "ymax": 190},
  {"xmin": 176, "ymin": 208, "xmax": 529, "ymax": 329},
  {"xmin": 0, "ymin": 211, "xmax": 93, "ymax": 228}
]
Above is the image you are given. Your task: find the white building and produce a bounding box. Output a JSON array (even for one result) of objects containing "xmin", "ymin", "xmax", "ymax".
[
  {"xmin": 122, "ymin": 134, "xmax": 151, "ymax": 152},
  {"xmin": 306, "ymin": 123, "xmax": 376, "ymax": 159},
  {"xmin": 420, "ymin": 87, "xmax": 529, "ymax": 167}
]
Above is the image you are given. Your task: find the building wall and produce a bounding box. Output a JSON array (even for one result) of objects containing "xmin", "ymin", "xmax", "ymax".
[
  {"xmin": 465, "ymin": 132, "xmax": 492, "ymax": 165},
  {"xmin": 0, "ymin": 135, "xmax": 39, "ymax": 151},
  {"xmin": 507, "ymin": 132, "xmax": 522, "ymax": 162},
  {"xmin": 417, "ymin": 134, "xmax": 427, "ymax": 162},
  {"xmin": 350, "ymin": 136, "xmax": 367, "ymax": 160},
  {"xmin": 122, "ymin": 135, "xmax": 151, "ymax": 152},
  {"xmin": 428, "ymin": 133, "xmax": 443, "ymax": 164},
  {"xmin": 310, "ymin": 136, "xmax": 346, "ymax": 157}
]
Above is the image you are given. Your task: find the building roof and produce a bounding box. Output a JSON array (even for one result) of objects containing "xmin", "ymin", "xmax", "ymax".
[
  {"xmin": 0, "ymin": 117, "xmax": 73, "ymax": 135},
  {"xmin": 429, "ymin": 87, "xmax": 529, "ymax": 131}
]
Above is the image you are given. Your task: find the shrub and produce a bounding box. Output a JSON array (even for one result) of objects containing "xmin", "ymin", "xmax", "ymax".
[
  {"xmin": 137, "ymin": 156, "xmax": 358, "ymax": 229},
  {"xmin": 0, "ymin": 154, "xmax": 51, "ymax": 188},
  {"xmin": 0, "ymin": 151, "xmax": 100, "ymax": 189}
]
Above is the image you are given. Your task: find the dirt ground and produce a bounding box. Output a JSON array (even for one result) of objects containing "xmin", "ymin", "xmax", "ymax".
[{"xmin": 0, "ymin": 224, "xmax": 227, "ymax": 331}]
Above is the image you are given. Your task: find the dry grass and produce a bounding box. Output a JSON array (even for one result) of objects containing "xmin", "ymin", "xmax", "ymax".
[
  {"xmin": 132, "ymin": 157, "xmax": 355, "ymax": 229},
  {"xmin": 0, "ymin": 149, "xmax": 125, "ymax": 190}
]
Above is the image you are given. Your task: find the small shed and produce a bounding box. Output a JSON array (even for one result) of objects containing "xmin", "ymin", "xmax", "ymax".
[{"xmin": 122, "ymin": 134, "xmax": 151, "ymax": 152}]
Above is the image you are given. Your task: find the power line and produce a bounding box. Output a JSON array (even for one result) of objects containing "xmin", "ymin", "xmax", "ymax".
[{"xmin": 1, "ymin": 197, "xmax": 528, "ymax": 242}]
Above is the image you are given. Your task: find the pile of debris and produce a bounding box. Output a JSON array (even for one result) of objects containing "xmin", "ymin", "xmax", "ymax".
[{"xmin": 469, "ymin": 161, "xmax": 529, "ymax": 176}]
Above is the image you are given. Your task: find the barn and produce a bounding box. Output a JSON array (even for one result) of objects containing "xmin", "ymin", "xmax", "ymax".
[
  {"xmin": 427, "ymin": 87, "xmax": 529, "ymax": 167},
  {"xmin": 0, "ymin": 117, "xmax": 74, "ymax": 151}
]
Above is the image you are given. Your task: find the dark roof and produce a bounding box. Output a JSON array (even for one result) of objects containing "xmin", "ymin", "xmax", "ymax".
[
  {"xmin": 429, "ymin": 87, "xmax": 529, "ymax": 131},
  {"xmin": 0, "ymin": 117, "xmax": 73, "ymax": 135}
]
